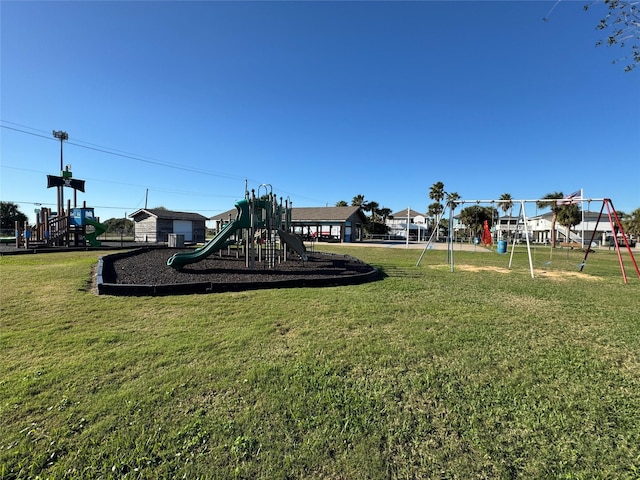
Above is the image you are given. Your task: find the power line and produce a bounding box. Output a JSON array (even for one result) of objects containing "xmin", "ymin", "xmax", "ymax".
[
  {"xmin": 0, "ymin": 165, "xmax": 239, "ymax": 199},
  {"xmin": 3, "ymin": 199, "xmax": 247, "ymax": 216},
  {"xmin": 1, "ymin": 120, "xmax": 332, "ymax": 206},
  {"xmin": 1, "ymin": 121, "xmax": 249, "ymax": 181}
]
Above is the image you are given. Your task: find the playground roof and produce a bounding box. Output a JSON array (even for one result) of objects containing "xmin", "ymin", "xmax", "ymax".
[
  {"xmin": 129, "ymin": 208, "xmax": 208, "ymax": 222},
  {"xmin": 291, "ymin": 206, "xmax": 365, "ymax": 222},
  {"xmin": 210, "ymin": 206, "xmax": 366, "ymax": 223}
]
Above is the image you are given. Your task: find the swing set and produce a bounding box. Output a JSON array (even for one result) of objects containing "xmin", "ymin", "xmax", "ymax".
[{"xmin": 417, "ymin": 197, "xmax": 639, "ymax": 284}]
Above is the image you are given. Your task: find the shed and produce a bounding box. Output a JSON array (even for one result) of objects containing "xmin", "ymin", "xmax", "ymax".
[{"xmin": 129, "ymin": 208, "xmax": 207, "ymax": 243}]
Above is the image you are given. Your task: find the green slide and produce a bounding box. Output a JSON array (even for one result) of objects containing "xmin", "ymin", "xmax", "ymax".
[
  {"xmin": 85, "ymin": 218, "xmax": 107, "ymax": 247},
  {"xmin": 278, "ymin": 229, "xmax": 308, "ymax": 261},
  {"xmin": 167, "ymin": 199, "xmax": 250, "ymax": 269}
]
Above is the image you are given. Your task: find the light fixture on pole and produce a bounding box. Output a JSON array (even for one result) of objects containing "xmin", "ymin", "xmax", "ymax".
[{"xmin": 52, "ymin": 130, "xmax": 68, "ymax": 173}]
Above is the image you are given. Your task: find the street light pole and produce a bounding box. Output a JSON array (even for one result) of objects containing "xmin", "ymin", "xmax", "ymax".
[
  {"xmin": 52, "ymin": 130, "xmax": 68, "ymax": 173},
  {"xmin": 52, "ymin": 130, "xmax": 68, "ymax": 216}
]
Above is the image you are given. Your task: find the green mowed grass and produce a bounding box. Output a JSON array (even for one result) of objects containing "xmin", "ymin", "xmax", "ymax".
[{"xmin": 1, "ymin": 245, "xmax": 639, "ymax": 479}]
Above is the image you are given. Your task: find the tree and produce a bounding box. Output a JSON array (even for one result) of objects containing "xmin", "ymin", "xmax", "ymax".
[
  {"xmin": 361, "ymin": 201, "xmax": 391, "ymax": 237},
  {"xmin": 443, "ymin": 192, "xmax": 462, "ymax": 238},
  {"xmin": 429, "ymin": 182, "xmax": 447, "ymax": 240},
  {"xmin": 499, "ymin": 193, "xmax": 514, "ymax": 240},
  {"xmin": 547, "ymin": 0, "xmax": 640, "ymax": 71},
  {"xmin": 459, "ymin": 205, "xmax": 496, "ymax": 239},
  {"xmin": 427, "ymin": 201, "xmax": 444, "ymax": 236},
  {"xmin": 556, "ymin": 204, "xmax": 582, "ymax": 243},
  {"xmin": 621, "ymin": 207, "xmax": 640, "ymax": 237},
  {"xmin": 586, "ymin": 0, "xmax": 640, "ymax": 71},
  {"xmin": 378, "ymin": 207, "xmax": 392, "ymax": 223},
  {"xmin": 351, "ymin": 194, "xmax": 367, "ymax": 208},
  {"xmin": 446, "ymin": 191, "xmax": 461, "ymax": 207},
  {"xmin": 499, "ymin": 193, "xmax": 514, "ymax": 215},
  {"xmin": 349, "ymin": 195, "xmax": 390, "ymax": 237},
  {"xmin": 374, "ymin": 206, "xmax": 392, "ymax": 237},
  {"xmin": 335, "ymin": 200, "xmax": 348, "ymax": 207},
  {"xmin": 366, "ymin": 201, "xmax": 380, "ymax": 222},
  {"xmin": 103, "ymin": 217, "xmax": 135, "ymax": 236},
  {"xmin": 429, "ymin": 182, "xmax": 445, "ymax": 204},
  {"xmin": 0, "ymin": 201, "xmax": 28, "ymax": 231},
  {"xmin": 537, "ymin": 192, "xmax": 564, "ymax": 247},
  {"xmin": 364, "ymin": 200, "xmax": 380, "ymax": 238}
]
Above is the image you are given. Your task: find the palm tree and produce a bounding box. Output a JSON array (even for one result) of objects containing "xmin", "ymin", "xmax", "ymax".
[
  {"xmin": 537, "ymin": 192, "xmax": 564, "ymax": 247},
  {"xmin": 428, "ymin": 202, "xmax": 444, "ymax": 238},
  {"xmin": 367, "ymin": 201, "xmax": 380, "ymax": 222},
  {"xmin": 335, "ymin": 200, "xmax": 348, "ymax": 207},
  {"xmin": 446, "ymin": 191, "xmax": 460, "ymax": 207},
  {"xmin": 499, "ymin": 193, "xmax": 513, "ymax": 214},
  {"xmin": 351, "ymin": 194, "xmax": 367, "ymax": 209},
  {"xmin": 557, "ymin": 203, "xmax": 582, "ymax": 244},
  {"xmin": 498, "ymin": 193, "xmax": 513, "ymax": 240},
  {"xmin": 441, "ymin": 192, "xmax": 460, "ymax": 241},
  {"xmin": 622, "ymin": 208, "xmax": 640, "ymax": 239},
  {"xmin": 429, "ymin": 182, "xmax": 445, "ymax": 204},
  {"xmin": 378, "ymin": 207, "xmax": 392, "ymax": 223},
  {"xmin": 428, "ymin": 182, "xmax": 447, "ymax": 240}
]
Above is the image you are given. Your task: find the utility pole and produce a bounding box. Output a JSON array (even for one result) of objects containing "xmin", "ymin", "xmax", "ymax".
[{"xmin": 52, "ymin": 130, "xmax": 68, "ymax": 216}]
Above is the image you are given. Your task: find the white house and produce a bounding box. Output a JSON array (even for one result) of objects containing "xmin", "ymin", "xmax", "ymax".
[{"xmin": 387, "ymin": 209, "xmax": 430, "ymax": 241}]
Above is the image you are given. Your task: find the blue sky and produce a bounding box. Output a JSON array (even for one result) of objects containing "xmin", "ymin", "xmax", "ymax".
[{"xmin": 2, "ymin": 1, "xmax": 639, "ymax": 224}]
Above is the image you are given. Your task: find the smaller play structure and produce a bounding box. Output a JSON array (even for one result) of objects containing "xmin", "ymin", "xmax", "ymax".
[
  {"xmin": 15, "ymin": 205, "xmax": 108, "ymax": 249},
  {"xmin": 14, "ymin": 158, "xmax": 107, "ymax": 248},
  {"xmin": 167, "ymin": 184, "xmax": 307, "ymax": 270}
]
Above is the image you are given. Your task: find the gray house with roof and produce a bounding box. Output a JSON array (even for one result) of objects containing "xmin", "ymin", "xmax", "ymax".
[{"xmin": 130, "ymin": 208, "xmax": 207, "ymax": 243}]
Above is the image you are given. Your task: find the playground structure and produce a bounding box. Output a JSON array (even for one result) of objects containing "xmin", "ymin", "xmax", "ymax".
[
  {"xmin": 14, "ymin": 162, "xmax": 107, "ymax": 248},
  {"xmin": 15, "ymin": 204, "xmax": 108, "ymax": 250},
  {"xmin": 417, "ymin": 197, "xmax": 639, "ymax": 284},
  {"xmin": 167, "ymin": 184, "xmax": 307, "ymax": 270}
]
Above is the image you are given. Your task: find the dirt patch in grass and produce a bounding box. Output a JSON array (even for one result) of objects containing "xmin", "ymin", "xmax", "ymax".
[
  {"xmin": 435, "ymin": 264, "xmax": 601, "ymax": 281},
  {"xmin": 534, "ymin": 269, "xmax": 602, "ymax": 281},
  {"xmin": 455, "ymin": 265, "xmax": 512, "ymax": 274}
]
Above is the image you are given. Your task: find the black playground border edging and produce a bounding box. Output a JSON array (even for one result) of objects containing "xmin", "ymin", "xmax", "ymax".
[{"xmin": 96, "ymin": 248, "xmax": 380, "ymax": 296}]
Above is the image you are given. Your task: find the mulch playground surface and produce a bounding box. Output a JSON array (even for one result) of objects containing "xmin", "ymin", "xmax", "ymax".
[{"xmin": 97, "ymin": 247, "xmax": 379, "ymax": 296}]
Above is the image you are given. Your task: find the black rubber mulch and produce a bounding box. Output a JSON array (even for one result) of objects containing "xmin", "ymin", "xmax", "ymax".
[{"xmin": 97, "ymin": 248, "xmax": 379, "ymax": 296}]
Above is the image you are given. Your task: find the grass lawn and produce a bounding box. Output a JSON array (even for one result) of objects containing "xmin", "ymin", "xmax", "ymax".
[{"xmin": 1, "ymin": 245, "xmax": 639, "ymax": 479}]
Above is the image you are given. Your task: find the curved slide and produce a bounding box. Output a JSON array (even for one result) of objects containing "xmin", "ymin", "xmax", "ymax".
[
  {"xmin": 167, "ymin": 199, "xmax": 250, "ymax": 269},
  {"xmin": 85, "ymin": 218, "xmax": 107, "ymax": 247}
]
